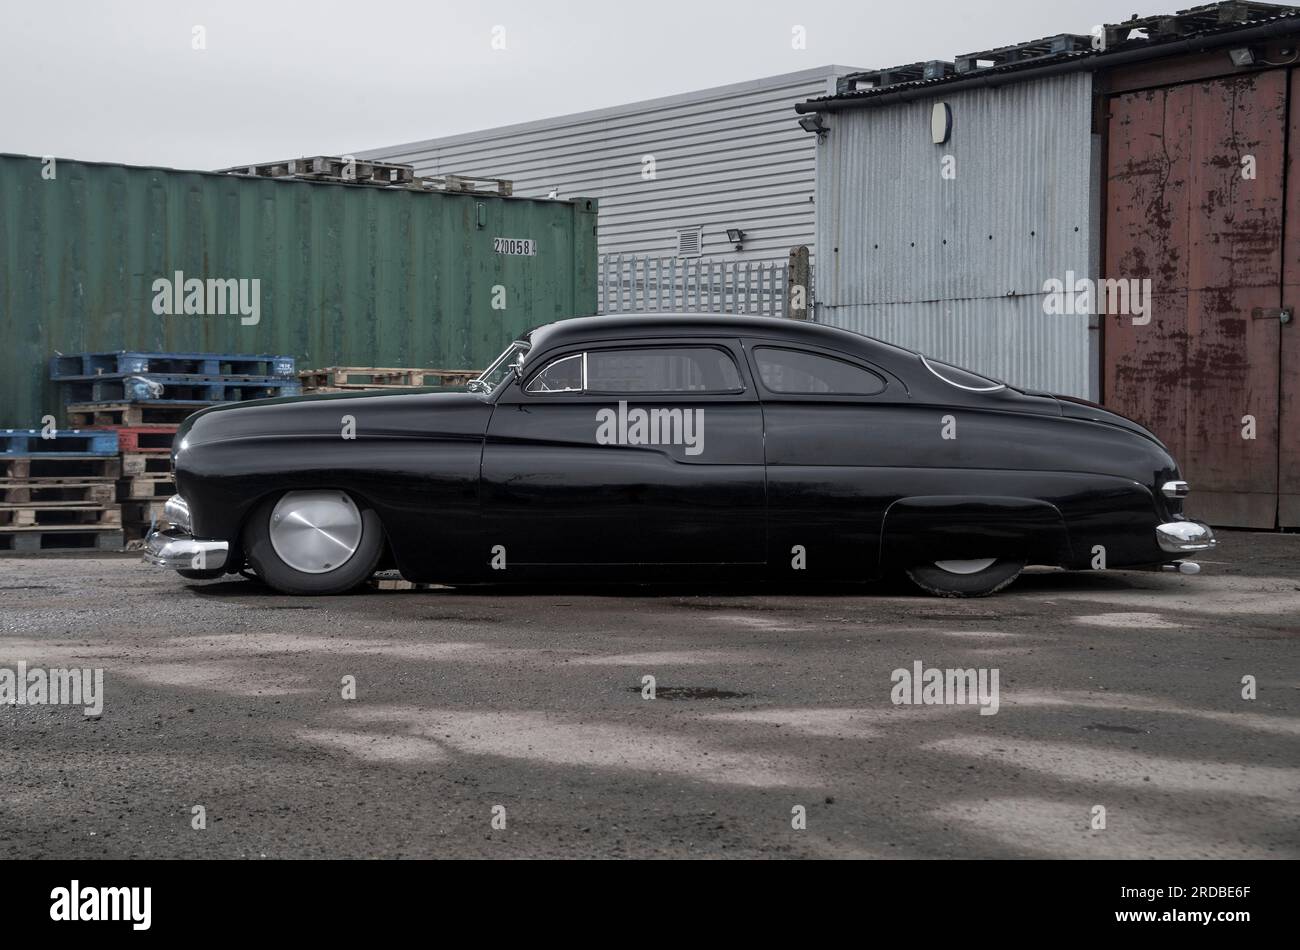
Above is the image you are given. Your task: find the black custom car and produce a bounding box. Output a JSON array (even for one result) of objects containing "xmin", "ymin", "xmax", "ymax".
[{"xmin": 144, "ymin": 314, "xmax": 1215, "ymax": 596}]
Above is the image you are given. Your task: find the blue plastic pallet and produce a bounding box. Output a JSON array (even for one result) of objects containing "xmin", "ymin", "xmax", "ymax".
[
  {"xmin": 50, "ymin": 351, "xmax": 296, "ymax": 380},
  {"xmin": 58, "ymin": 374, "xmax": 301, "ymax": 404},
  {"xmin": 0, "ymin": 429, "xmax": 119, "ymax": 457}
]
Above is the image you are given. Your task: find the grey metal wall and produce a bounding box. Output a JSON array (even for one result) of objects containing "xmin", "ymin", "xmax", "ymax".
[
  {"xmin": 359, "ymin": 67, "xmax": 858, "ymax": 265},
  {"xmin": 813, "ymin": 72, "xmax": 1098, "ymax": 398}
]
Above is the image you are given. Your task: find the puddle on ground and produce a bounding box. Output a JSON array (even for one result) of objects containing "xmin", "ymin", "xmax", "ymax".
[{"xmin": 628, "ymin": 686, "xmax": 752, "ymax": 700}]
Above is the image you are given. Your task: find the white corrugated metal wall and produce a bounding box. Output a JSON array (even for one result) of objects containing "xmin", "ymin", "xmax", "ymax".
[
  {"xmin": 358, "ymin": 67, "xmax": 858, "ymax": 265},
  {"xmin": 813, "ymin": 72, "xmax": 1099, "ymax": 398}
]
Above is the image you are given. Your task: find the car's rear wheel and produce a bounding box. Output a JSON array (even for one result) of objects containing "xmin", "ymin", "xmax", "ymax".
[
  {"xmin": 905, "ymin": 558, "xmax": 1025, "ymax": 598},
  {"xmin": 243, "ymin": 490, "xmax": 384, "ymax": 595}
]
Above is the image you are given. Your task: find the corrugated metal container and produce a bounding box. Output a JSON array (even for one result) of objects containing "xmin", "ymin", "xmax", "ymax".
[
  {"xmin": 0, "ymin": 153, "xmax": 597, "ymax": 427},
  {"xmin": 360, "ymin": 67, "xmax": 860, "ymax": 265},
  {"xmin": 813, "ymin": 72, "xmax": 1098, "ymax": 397}
]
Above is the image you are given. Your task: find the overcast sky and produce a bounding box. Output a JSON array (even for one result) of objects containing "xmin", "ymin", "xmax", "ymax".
[{"xmin": 4, "ymin": 0, "xmax": 1150, "ymax": 170}]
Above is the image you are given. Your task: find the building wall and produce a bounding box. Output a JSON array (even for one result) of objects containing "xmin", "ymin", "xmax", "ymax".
[
  {"xmin": 359, "ymin": 67, "xmax": 858, "ymax": 265},
  {"xmin": 813, "ymin": 71, "xmax": 1099, "ymax": 398}
]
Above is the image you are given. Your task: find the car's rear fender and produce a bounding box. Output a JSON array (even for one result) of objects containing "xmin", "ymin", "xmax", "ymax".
[{"xmin": 880, "ymin": 495, "xmax": 1073, "ymax": 568}]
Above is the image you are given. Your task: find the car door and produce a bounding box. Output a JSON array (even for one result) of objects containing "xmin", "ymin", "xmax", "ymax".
[
  {"xmin": 481, "ymin": 339, "xmax": 766, "ymax": 570},
  {"xmin": 744, "ymin": 340, "xmax": 902, "ymax": 581}
]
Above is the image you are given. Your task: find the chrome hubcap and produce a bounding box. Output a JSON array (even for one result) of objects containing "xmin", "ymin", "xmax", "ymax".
[
  {"xmin": 933, "ymin": 558, "xmax": 998, "ymax": 575},
  {"xmin": 269, "ymin": 491, "xmax": 363, "ymax": 574}
]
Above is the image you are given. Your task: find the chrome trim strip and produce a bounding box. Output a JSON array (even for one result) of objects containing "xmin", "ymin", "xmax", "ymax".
[{"xmin": 919, "ymin": 355, "xmax": 1007, "ymax": 393}]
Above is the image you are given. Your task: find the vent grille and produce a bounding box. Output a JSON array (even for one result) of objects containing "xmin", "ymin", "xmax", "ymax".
[{"xmin": 676, "ymin": 227, "xmax": 702, "ymax": 259}]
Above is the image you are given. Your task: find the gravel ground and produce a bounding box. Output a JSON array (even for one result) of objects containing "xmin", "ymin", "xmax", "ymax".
[{"xmin": 1, "ymin": 530, "xmax": 1297, "ymax": 859}]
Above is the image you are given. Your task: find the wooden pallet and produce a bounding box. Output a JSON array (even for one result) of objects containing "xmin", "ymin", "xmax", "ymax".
[
  {"xmin": 122, "ymin": 453, "xmax": 172, "ymax": 477},
  {"xmin": 0, "ymin": 429, "xmax": 119, "ymax": 456},
  {"xmin": 59, "ymin": 374, "xmax": 300, "ymax": 404},
  {"xmin": 66, "ymin": 403, "xmax": 209, "ymax": 427},
  {"xmin": 120, "ymin": 499, "xmax": 167, "ymax": 524},
  {"xmin": 1, "ymin": 456, "xmax": 122, "ymax": 480},
  {"xmin": 370, "ymin": 577, "xmax": 447, "ymax": 591},
  {"xmin": 298, "ymin": 366, "xmax": 479, "ymax": 391},
  {"xmin": 0, "ymin": 478, "xmax": 116, "ymax": 505},
  {"xmin": 0, "ymin": 505, "xmax": 121, "ymax": 528},
  {"xmin": 0, "ymin": 527, "xmax": 124, "ymax": 553},
  {"xmin": 51, "ymin": 351, "xmax": 295, "ymax": 379},
  {"xmin": 118, "ymin": 476, "xmax": 176, "ymax": 500},
  {"xmin": 105, "ymin": 426, "xmax": 178, "ymax": 454},
  {"xmin": 224, "ymin": 156, "xmax": 418, "ymax": 186}
]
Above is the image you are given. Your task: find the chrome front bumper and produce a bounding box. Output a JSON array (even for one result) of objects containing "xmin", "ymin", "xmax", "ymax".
[
  {"xmin": 1156, "ymin": 520, "xmax": 1216, "ymax": 554},
  {"xmin": 143, "ymin": 527, "xmax": 229, "ymax": 571}
]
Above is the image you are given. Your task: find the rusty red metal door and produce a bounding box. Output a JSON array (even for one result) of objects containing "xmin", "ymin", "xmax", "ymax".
[{"xmin": 1104, "ymin": 70, "xmax": 1289, "ymax": 529}]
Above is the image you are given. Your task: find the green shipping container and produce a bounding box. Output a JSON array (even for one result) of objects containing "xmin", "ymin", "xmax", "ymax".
[{"xmin": 0, "ymin": 153, "xmax": 598, "ymax": 427}]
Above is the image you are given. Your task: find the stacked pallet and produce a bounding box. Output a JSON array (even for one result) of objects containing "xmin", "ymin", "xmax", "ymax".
[
  {"xmin": 0, "ymin": 429, "xmax": 123, "ymax": 553},
  {"xmin": 298, "ymin": 366, "xmax": 478, "ymax": 394},
  {"xmin": 49, "ymin": 350, "xmax": 298, "ymax": 549}
]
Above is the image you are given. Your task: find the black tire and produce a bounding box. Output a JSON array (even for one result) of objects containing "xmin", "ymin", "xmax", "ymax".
[
  {"xmin": 905, "ymin": 558, "xmax": 1025, "ymax": 598},
  {"xmin": 242, "ymin": 491, "xmax": 384, "ymax": 595}
]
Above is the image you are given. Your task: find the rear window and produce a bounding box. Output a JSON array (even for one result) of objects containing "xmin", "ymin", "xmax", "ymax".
[{"xmin": 753, "ymin": 347, "xmax": 886, "ymax": 395}]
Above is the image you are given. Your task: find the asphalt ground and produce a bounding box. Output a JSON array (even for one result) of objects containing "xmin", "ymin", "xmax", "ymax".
[{"xmin": 1, "ymin": 530, "xmax": 1297, "ymax": 859}]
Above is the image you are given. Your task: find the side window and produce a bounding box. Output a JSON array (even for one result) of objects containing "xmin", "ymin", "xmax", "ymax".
[
  {"xmin": 525, "ymin": 353, "xmax": 583, "ymax": 393},
  {"xmin": 585, "ymin": 347, "xmax": 742, "ymax": 394},
  {"xmin": 753, "ymin": 347, "xmax": 886, "ymax": 395}
]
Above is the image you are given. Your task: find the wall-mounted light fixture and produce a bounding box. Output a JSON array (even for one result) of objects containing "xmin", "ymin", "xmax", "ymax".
[
  {"xmin": 931, "ymin": 102, "xmax": 952, "ymax": 145},
  {"xmin": 1228, "ymin": 46, "xmax": 1256, "ymax": 66},
  {"xmin": 798, "ymin": 114, "xmax": 827, "ymax": 136},
  {"xmin": 726, "ymin": 228, "xmax": 746, "ymax": 251}
]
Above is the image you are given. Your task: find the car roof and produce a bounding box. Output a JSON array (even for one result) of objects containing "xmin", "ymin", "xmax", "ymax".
[{"xmin": 523, "ymin": 313, "xmax": 921, "ymax": 368}]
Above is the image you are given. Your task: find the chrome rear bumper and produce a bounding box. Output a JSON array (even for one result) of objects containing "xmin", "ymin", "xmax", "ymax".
[
  {"xmin": 1156, "ymin": 520, "xmax": 1216, "ymax": 554},
  {"xmin": 143, "ymin": 528, "xmax": 229, "ymax": 571}
]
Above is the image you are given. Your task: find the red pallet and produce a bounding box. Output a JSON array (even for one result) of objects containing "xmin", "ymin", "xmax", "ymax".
[{"xmin": 92, "ymin": 425, "xmax": 178, "ymax": 454}]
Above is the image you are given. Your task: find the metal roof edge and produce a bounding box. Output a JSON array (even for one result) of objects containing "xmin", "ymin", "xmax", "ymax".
[
  {"xmin": 796, "ymin": 9, "xmax": 1300, "ymax": 112},
  {"xmin": 352, "ymin": 65, "xmax": 867, "ymax": 158}
]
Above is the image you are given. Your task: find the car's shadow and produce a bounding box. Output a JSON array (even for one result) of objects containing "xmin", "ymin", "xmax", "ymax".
[{"xmin": 184, "ymin": 566, "xmax": 1156, "ymax": 600}]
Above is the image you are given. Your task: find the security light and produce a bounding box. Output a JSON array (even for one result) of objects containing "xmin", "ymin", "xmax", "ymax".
[
  {"xmin": 1229, "ymin": 47, "xmax": 1256, "ymax": 66},
  {"xmin": 726, "ymin": 228, "xmax": 746, "ymax": 251},
  {"xmin": 798, "ymin": 114, "xmax": 827, "ymax": 135}
]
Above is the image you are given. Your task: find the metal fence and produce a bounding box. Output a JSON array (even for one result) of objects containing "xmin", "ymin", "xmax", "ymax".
[{"xmin": 598, "ymin": 255, "xmax": 791, "ymax": 317}]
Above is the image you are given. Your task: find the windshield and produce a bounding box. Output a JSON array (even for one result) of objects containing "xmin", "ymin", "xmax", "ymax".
[{"xmin": 469, "ymin": 341, "xmax": 530, "ymax": 394}]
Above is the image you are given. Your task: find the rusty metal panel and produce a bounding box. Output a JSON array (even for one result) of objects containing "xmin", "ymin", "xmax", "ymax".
[
  {"xmin": 0, "ymin": 154, "xmax": 599, "ymax": 429},
  {"xmin": 1281, "ymin": 70, "xmax": 1300, "ymax": 527},
  {"xmin": 1103, "ymin": 71, "xmax": 1286, "ymax": 528}
]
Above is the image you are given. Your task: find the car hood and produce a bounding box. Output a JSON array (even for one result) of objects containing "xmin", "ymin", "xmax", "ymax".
[{"xmin": 174, "ymin": 388, "xmax": 488, "ymax": 451}]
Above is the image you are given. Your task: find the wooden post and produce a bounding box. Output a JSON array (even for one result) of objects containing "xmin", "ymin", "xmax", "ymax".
[{"xmin": 787, "ymin": 245, "xmax": 810, "ymax": 320}]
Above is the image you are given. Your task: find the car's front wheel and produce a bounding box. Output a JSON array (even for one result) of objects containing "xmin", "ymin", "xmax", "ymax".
[
  {"xmin": 243, "ymin": 490, "xmax": 384, "ymax": 595},
  {"xmin": 905, "ymin": 558, "xmax": 1025, "ymax": 598}
]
